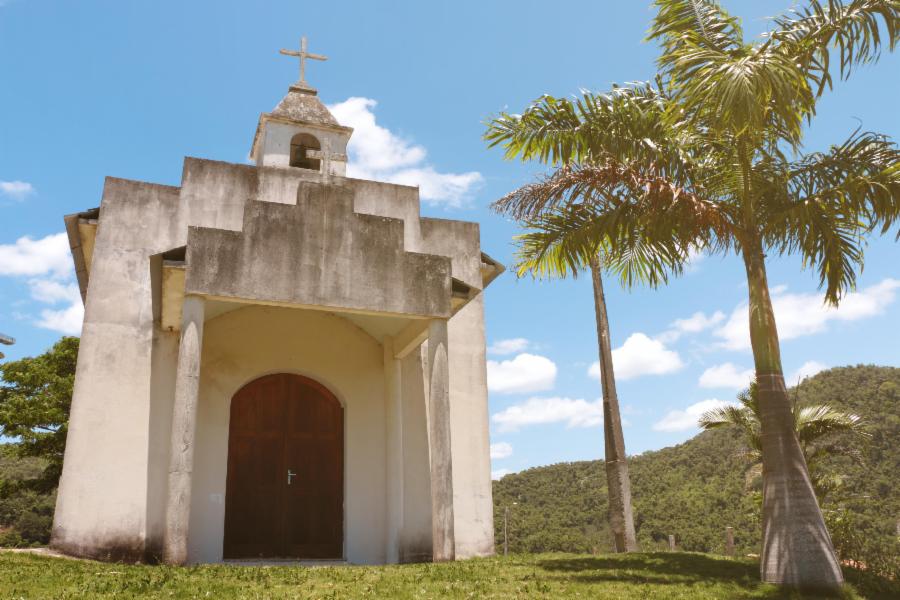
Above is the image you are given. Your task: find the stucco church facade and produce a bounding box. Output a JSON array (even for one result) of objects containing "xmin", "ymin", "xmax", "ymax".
[{"xmin": 51, "ymin": 42, "xmax": 502, "ymax": 565}]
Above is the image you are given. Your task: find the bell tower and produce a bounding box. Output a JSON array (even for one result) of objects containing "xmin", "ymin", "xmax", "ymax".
[{"xmin": 249, "ymin": 37, "xmax": 352, "ymax": 176}]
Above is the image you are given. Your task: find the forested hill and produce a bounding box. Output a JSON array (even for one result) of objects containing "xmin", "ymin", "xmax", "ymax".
[{"xmin": 492, "ymin": 365, "xmax": 900, "ymax": 558}]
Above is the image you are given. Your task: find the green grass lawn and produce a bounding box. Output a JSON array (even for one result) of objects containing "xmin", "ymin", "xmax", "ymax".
[{"xmin": 1, "ymin": 550, "xmax": 896, "ymax": 599}]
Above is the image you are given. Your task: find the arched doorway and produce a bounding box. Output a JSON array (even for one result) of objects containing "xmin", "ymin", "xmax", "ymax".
[{"xmin": 223, "ymin": 373, "xmax": 343, "ymax": 559}]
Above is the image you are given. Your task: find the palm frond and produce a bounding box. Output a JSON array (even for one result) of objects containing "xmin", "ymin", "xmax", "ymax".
[
  {"xmin": 796, "ymin": 404, "xmax": 868, "ymax": 446},
  {"xmin": 665, "ymin": 39, "xmax": 815, "ymax": 145},
  {"xmin": 513, "ymin": 203, "xmax": 688, "ymax": 288},
  {"xmin": 491, "ymin": 159, "xmax": 708, "ymax": 222},
  {"xmin": 699, "ymin": 403, "xmax": 762, "ymax": 455},
  {"xmin": 484, "ymin": 83, "xmax": 693, "ymax": 173},
  {"xmin": 496, "ymin": 161, "xmax": 735, "ymax": 284},
  {"xmin": 766, "ymin": 129, "xmax": 900, "ymax": 303},
  {"xmin": 513, "ymin": 204, "xmax": 604, "ymax": 280},
  {"xmin": 649, "ymin": 0, "xmax": 744, "ymax": 54},
  {"xmin": 769, "ymin": 0, "xmax": 900, "ymax": 96}
]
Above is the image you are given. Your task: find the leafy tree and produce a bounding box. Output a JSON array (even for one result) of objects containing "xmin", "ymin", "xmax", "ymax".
[
  {"xmin": 0, "ymin": 336, "xmax": 78, "ymax": 493},
  {"xmin": 485, "ymin": 0, "xmax": 899, "ymax": 589},
  {"xmin": 699, "ymin": 382, "xmax": 868, "ymax": 502}
]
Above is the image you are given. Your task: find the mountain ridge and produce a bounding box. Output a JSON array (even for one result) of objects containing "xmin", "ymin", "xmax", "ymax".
[{"xmin": 492, "ymin": 365, "xmax": 900, "ymax": 562}]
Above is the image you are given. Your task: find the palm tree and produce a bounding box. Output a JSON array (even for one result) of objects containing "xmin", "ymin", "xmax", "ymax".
[
  {"xmin": 699, "ymin": 381, "xmax": 868, "ymax": 502},
  {"xmin": 485, "ymin": 0, "xmax": 899, "ymax": 589},
  {"xmin": 503, "ymin": 192, "xmax": 641, "ymax": 552},
  {"xmin": 587, "ymin": 256, "xmax": 638, "ymax": 553}
]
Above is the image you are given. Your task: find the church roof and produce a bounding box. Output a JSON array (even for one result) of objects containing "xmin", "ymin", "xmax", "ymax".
[{"xmin": 270, "ymin": 84, "xmax": 341, "ymax": 127}]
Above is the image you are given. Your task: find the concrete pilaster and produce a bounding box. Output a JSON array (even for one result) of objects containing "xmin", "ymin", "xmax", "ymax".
[
  {"xmin": 163, "ymin": 295, "xmax": 205, "ymax": 565},
  {"xmin": 383, "ymin": 336, "xmax": 404, "ymax": 563},
  {"xmin": 427, "ymin": 319, "xmax": 455, "ymax": 561}
]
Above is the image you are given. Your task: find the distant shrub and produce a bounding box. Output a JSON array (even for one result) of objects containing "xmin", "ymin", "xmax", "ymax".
[
  {"xmin": 827, "ymin": 507, "xmax": 900, "ymax": 582},
  {"xmin": 14, "ymin": 512, "xmax": 51, "ymax": 545},
  {"xmin": 0, "ymin": 528, "xmax": 23, "ymax": 548}
]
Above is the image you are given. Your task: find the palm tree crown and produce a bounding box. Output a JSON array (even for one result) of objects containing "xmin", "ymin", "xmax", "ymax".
[{"xmin": 487, "ymin": 1, "xmax": 900, "ymax": 306}]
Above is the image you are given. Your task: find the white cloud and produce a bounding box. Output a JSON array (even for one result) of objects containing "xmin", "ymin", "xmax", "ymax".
[
  {"xmin": 686, "ymin": 245, "xmax": 706, "ymax": 272},
  {"xmin": 0, "ymin": 180, "xmax": 35, "ymax": 201},
  {"xmin": 36, "ymin": 303, "xmax": 84, "ymax": 336},
  {"xmin": 24, "ymin": 278, "xmax": 83, "ymax": 334},
  {"xmin": 487, "ymin": 353, "xmax": 557, "ymax": 394},
  {"xmin": 490, "ymin": 442, "xmax": 513, "ymax": 459},
  {"xmin": 653, "ymin": 398, "xmax": 734, "ymax": 432},
  {"xmin": 588, "ymin": 333, "xmax": 684, "ymax": 381},
  {"xmin": 28, "ymin": 279, "xmax": 80, "ymax": 304},
  {"xmin": 488, "ymin": 338, "xmax": 530, "ymax": 356},
  {"xmin": 328, "ymin": 97, "xmax": 483, "ymax": 208},
  {"xmin": 26, "ymin": 278, "xmax": 83, "ymax": 335},
  {"xmin": 658, "ymin": 310, "xmax": 725, "ymax": 343},
  {"xmin": 787, "ymin": 360, "xmax": 828, "ymax": 385},
  {"xmin": 714, "ymin": 279, "xmax": 900, "ymax": 350},
  {"xmin": 0, "ymin": 231, "xmax": 82, "ymax": 335},
  {"xmin": 0, "ymin": 233, "xmax": 72, "ymax": 278},
  {"xmin": 491, "ymin": 468, "xmax": 512, "ymax": 480},
  {"xmin": 492, "ymin": 396, "xmax": 603, "ymax": 432},
  {"xmin": 672, "ymin": 311, "xmax": 725, "ymax": 334},
  {"xmin": 698, "ymin": 362, "xmax": 754, "ymax": 390}
]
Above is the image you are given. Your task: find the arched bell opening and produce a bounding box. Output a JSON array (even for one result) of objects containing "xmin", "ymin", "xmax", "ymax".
[{"xmin": 289, "ymin": 133, "xmax": 322, "ymax": 171}]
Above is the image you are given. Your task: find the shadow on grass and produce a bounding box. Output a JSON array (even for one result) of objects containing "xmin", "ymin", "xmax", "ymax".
[
  {"xmin": 538, "ymin": 552, "xmax": 757, "ymax": 584},
  {"xmin": 534, "ymin": 553, "xmax": 852, "ymax": 598}
]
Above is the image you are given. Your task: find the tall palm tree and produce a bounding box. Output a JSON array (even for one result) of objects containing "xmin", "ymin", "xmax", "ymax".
[
  {"xmin": 699, "ymin": 382, "xmax": 868, "ymax": 502},
  {"xmin": 485, "ymin": 0, "xmax": 899, "ymax": 589},
  {"xmin": 503, "ymin": 183, "xmax": 641, "ymax": 550},
  {"xmin": 588, "ymin": 256, "xmax": 638, "ymax": 553}
]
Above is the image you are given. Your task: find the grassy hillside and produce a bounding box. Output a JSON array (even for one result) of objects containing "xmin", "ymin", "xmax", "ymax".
[
  {"xmin": 493, "ymin": 366, "xmax": 900, "ymax": 570},
  {"xmin": 1, "ymin": 551, "xmax": 897, "ymax": 599}
]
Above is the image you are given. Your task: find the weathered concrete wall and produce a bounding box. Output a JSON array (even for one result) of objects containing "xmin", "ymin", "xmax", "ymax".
[
  {"xmin": 420, "ymin": 218, "xmax": 483, "ymax": 291},
  {"xmin": 189, "ymin": 305, "xmax": 387, "ymax": 564},
  {"xmin": 178, "ymin": 159, "xmax": 253, "ymax": 231},
  {"xmin": 52, "ymin": 179, "xmax": 182, "ymax": 561},
  {"xmin": 447, "ymin": 294, "xmax": 495, "ymax": 558},
  {"xmin": 185, "ymin": 181, "xmax": 453, "ymax": 318},
  {"xmin": 350, "ymin": 179, "xmax": 422, "ymax": 250}
]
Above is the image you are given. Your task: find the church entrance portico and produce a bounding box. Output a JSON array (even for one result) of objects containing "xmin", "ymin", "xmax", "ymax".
[{"xmin": 223, "ymin": 373, "xmax": 343, "ymax": 560}]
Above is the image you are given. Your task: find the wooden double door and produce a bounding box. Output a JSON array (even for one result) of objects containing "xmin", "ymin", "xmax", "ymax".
[{"xmin": 223, "ymin": 373, "xmax": 343, "ymax": 559}]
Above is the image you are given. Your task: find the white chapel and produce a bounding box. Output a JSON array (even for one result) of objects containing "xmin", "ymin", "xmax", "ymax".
[{"xmin": 51, "ymin": 38, "xmax": 503, "ymax": 565}]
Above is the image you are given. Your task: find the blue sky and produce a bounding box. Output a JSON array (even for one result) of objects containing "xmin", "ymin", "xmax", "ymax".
[{"xmin": 1, "ymin": 1, "xmax": 898, "ymax": 477}]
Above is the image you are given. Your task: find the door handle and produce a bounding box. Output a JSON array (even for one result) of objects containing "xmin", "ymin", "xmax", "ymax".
[{"xmin": 287, "ymin": 469, "xmax": 296, "ymax": 485}]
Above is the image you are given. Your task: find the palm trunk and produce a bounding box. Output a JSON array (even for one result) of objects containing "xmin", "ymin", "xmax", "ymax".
[
  {"xmin": 742, "ymin": 237, "xmax": 843, "ymax": 589},
  {"xmin": 589, "ymin": 255, "xmax": 637, "ymax": 553}
]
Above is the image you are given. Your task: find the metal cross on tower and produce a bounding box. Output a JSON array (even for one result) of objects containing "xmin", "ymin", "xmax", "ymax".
[{"xmin": 279, "ymin": 36, "xmax": 327, "ymax": 88}]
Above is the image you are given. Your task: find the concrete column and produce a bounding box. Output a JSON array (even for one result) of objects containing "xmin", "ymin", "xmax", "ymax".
[
  {"xmin": 427, "ymin": 319, "xmax": 455, "ymax": 561},
  {"xmin": 668, "ymin": 534, "xmax": 676, "ymax": 552},
  {"xmin": 398, "ymin": 346, "xmax": 433, "ymax": 563},
  {"xmin": 163, "ymin": 296, "xmax": 205, "ymax": 565},
  {"xmin": 383, "ymin": 336, "xmax": 404, "ymax": 563}
]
